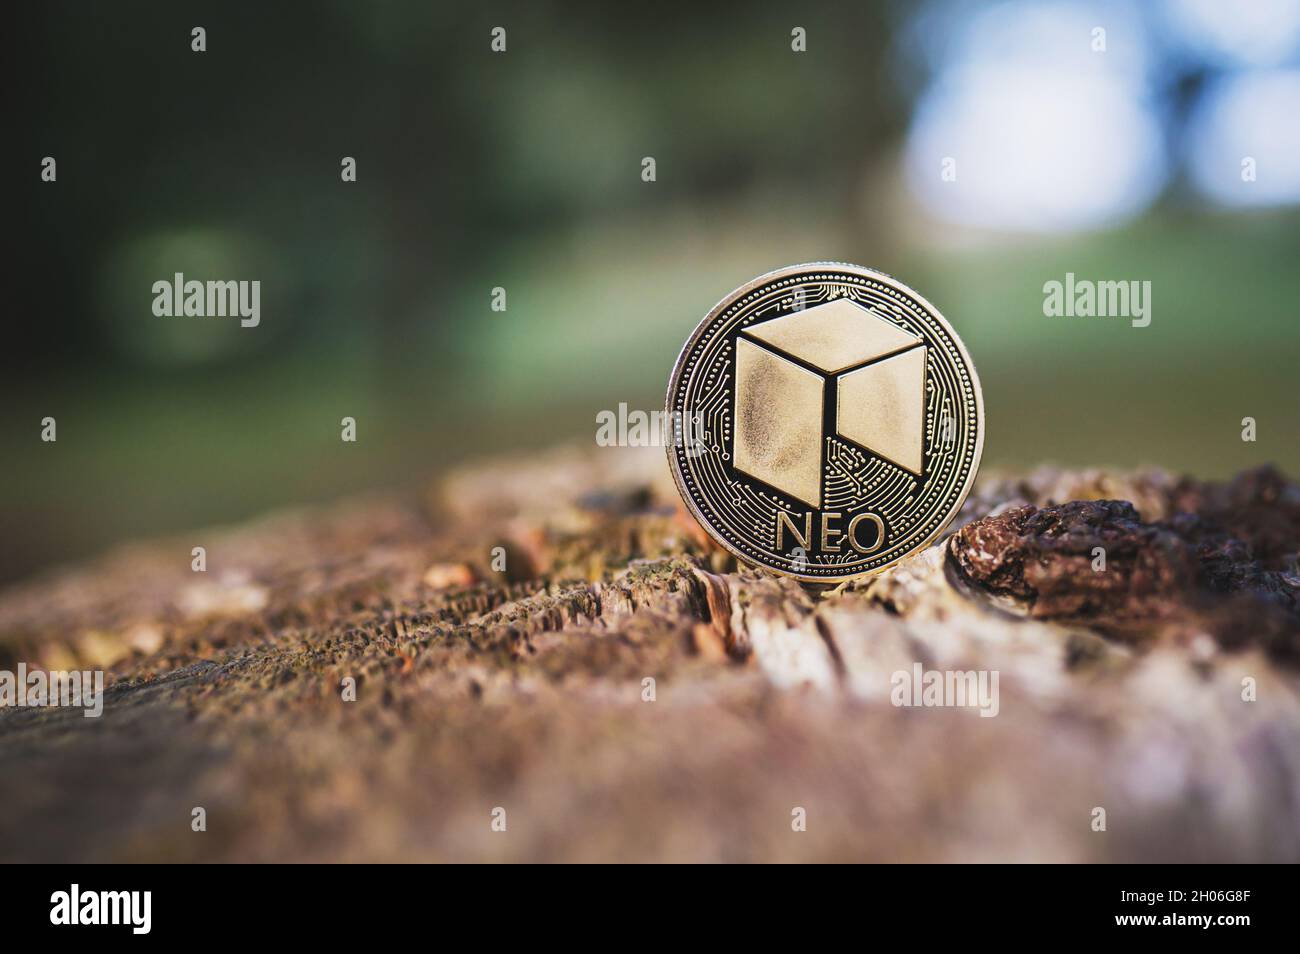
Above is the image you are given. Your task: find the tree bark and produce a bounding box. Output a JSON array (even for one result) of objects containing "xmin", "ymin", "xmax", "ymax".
[{"xmin": 0, "ymin": 445, "xmax": 1296, "ymax": 862}]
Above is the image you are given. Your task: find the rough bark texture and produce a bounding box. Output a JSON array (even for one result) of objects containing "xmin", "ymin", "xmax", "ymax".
[{"xmin": 1, "ymin": 446, "xmax": 1297, "ymax": 862}]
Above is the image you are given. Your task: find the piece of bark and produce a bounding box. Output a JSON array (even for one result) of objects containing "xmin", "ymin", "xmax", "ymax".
[
  {"xmin": 949, "ymin": 477, "xmax": 1300, "ymax": 661},
  {"xmin": 0, "ymin": 449, "xmax": 1297, "ymax": 862}
]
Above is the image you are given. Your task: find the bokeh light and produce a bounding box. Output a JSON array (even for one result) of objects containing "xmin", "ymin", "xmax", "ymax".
[
  {"xmin": 903, "ymin": 0, "xmax": 1165, "ymax": 233},
  {"xmin": 1185, "ymin": 69, "xmax": 1300, "ymax": 208},
  {"xmin": 1160, "ymin": 0, "xmax": 1300, "ymax": 69}
]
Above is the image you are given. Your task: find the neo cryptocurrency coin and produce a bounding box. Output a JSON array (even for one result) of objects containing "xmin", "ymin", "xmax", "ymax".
[{"xmin": 666, "ymin": 262, "xmax": 984, "ymax": 582}]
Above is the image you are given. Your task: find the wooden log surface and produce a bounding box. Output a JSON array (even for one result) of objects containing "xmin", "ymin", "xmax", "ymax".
[{"xmin": 0, "ymin": 445, "xmax": 1297, "ymax": 862}]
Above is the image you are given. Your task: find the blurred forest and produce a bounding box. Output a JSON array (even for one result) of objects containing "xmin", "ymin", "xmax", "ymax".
[{"xmin": 6, "ymin": 0, "xmax": 1299, "ymax": 583}]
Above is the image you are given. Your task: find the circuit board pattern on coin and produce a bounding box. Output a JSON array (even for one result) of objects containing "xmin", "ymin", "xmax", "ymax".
[{"xmin": 666, "ymin": 263, "xmax": 984, "ymax": 581}]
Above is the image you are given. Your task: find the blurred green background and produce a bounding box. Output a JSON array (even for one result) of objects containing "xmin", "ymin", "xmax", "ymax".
[{"xmin": 7, "ymin": 0, "xmax": 1299, "ymax": 584}]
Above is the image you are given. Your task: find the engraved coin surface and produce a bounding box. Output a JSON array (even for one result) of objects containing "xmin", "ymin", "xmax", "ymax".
[{"xmin": 666, "ymin": 263, "xmax": 984, "ymax": 582}]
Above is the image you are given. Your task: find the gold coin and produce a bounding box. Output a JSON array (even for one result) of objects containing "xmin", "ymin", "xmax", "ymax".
[{"xmin": 666, "ymin": 263, "xmax": 984, "ymax": 582}]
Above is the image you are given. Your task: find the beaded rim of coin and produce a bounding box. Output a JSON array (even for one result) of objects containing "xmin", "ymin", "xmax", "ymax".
[{"xmin": 665, "ymin": 262, "xmax": 985, "ymax": 583}]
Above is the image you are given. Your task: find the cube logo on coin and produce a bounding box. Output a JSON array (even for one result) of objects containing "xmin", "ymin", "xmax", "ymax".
[{"xmin": 666, "ymin": 263, "xmax": 984, "ymax": 581}]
